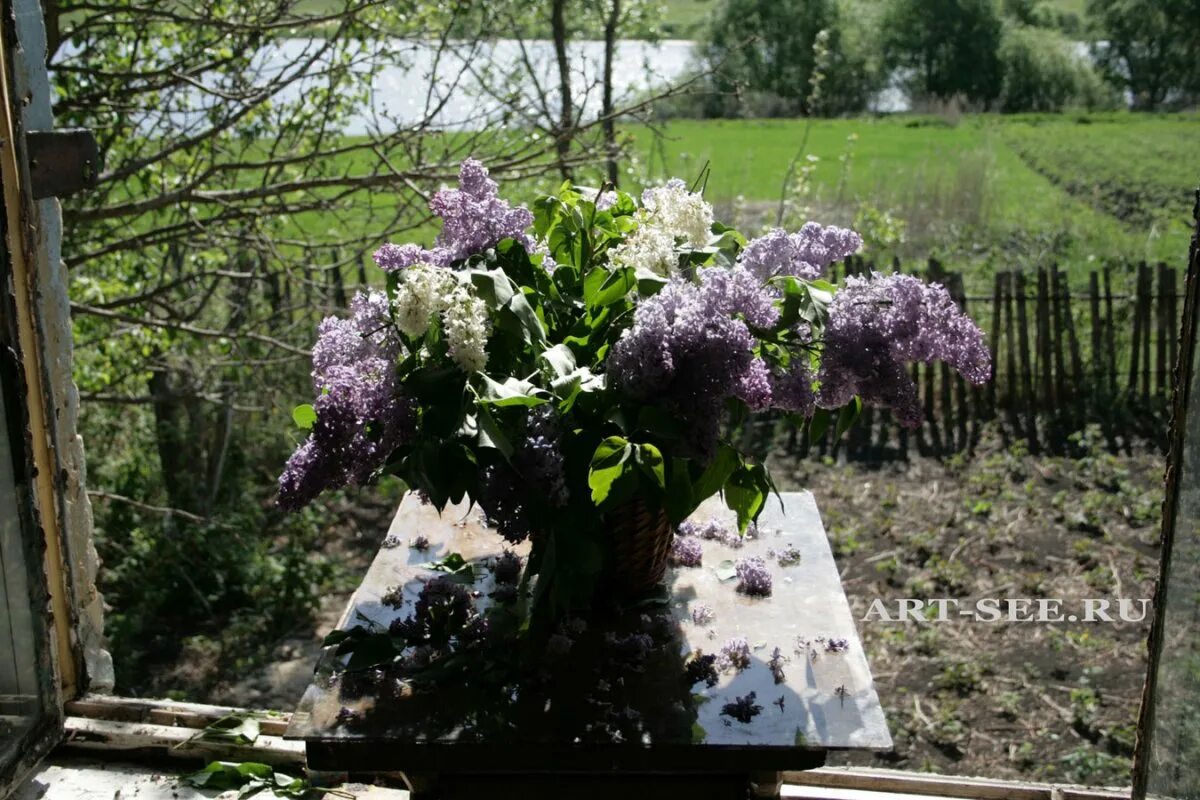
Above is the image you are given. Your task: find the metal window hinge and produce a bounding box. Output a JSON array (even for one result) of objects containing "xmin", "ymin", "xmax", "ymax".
[{"xmin": 25, "ymin": 128, "xmax": 100, "ymax": 199}]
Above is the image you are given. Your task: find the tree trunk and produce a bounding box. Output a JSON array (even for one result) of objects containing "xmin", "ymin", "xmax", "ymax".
[
  {"xmin": 602, "ymin": 0, "xmax": 621, "ymax": 186},
  {"xmin": 551, "ymin": 0, "xmax": 574, "ymax": 180}
]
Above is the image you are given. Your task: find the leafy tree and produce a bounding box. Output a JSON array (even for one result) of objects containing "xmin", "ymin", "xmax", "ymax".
[
  {"xmin": 998, "ymin": 23, "xmax": 1119, "ymax": 112},
  {"xmin": 47, "ymin": 0, "xmax": 677, "ymax": 693},
  {"xmin": 698, "ymin": 0, "xmax": 879, "ymax": 117},
  {"xmin": 1087, "ymin": 0, "xmax": 1200, "ymax": 109},
  {"xmin": 880, "ymin": 0, "xmax": 1005, "ymax": 107}
]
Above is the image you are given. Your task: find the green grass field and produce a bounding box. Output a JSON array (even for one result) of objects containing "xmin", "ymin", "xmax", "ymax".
[
  {"xmin": 621, "ymin": 113, "xmax": 1200, "ymax": 285},
  {"xmin": 261, "ymin": 112, "xmax": 1198, "ymax": 294}
]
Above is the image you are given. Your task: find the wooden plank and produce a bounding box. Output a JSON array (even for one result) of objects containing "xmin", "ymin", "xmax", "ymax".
[
  {"xmin": 1049, "ymin": 266, "xmax": 1068, "ymax": 409},
  {"xmin": 950, "ymin": 273, "xmax": 971, "ymax": 451},
  {"xmin": 1128, "ymin": 264, "xmax": 1144, "ymax": 401},
  {"xmin": 1015, "ymin": 271, "xmax": 1038, "ymax": 451},
  {"xmin": 1140, "ymin": 262, "xmax": 1152, "ymax": 405},
  {"xmin": 1103, "ymin": 267, "xmax": 1117, "ymax": 396},
  {"xmin": 1061, "ymin": 270, "xmax": 1085, "ymax": 411},
  {"xmin": 785, "ymin": 767, "xmax": 1128, "ymax": 800},
  {"xmin": 1156, "ymin": 262, "xmax": 1169, "ymax": 396},
  {"xmin": 1002, "ymin": 272, "xmax": 1021, "ymax": 436},
  {"xmin": 66, "ymin": 695, "xmax": 291, "ymax": 736},
  {"xmin": 1167, "ymin": 265, "xmax": 1179, "ymax": 385},
  {"xmin": 987, "ymin": 272, "xmax": 1003, "ymax": 415},
  {"xmin": 61, "ymin": 717, "xmax": 305, "ymax": 768},
  {"xmin": 1089, "ymin": 271, "xmax": 1102, "ymax": 392}
]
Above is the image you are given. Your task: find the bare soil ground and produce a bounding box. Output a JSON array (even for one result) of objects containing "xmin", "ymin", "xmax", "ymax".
[
  {"xmin": 770, "ymin": 426, "xmax": 1163, "ymax": 786},
  {"xmin": 187, "ymin": 425, "xmax": 1161, "ymax": 786}
]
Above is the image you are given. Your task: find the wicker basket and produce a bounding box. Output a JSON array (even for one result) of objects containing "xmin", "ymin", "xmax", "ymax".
[{"xmin": 607, "ymin": 497, "xmax": 674, "ymax": 599}]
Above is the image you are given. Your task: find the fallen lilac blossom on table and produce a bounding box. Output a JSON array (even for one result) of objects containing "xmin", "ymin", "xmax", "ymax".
[
  {"xmin": 721, "ymin": 691, "xmax": 763, "ymax": 723},
  {"xmin": 718, "ymin": 636, "xmax": 752, "ymax": 671},
  {"xmin": 735, "ymin": 556, "xmax": 773, "ymax": 597},
  {"xmin": 669, "ymin": 534, "xmax": 704, "ymax": 567}
]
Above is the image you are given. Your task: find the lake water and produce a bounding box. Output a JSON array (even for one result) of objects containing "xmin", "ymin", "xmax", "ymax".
[{"xmin": 265, "ymin": 38, "xmax": 698, "ymax": 134}]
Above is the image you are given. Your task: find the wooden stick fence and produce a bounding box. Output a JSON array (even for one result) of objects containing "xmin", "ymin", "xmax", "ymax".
[{"xmin": 765, "ymin": 257, "xmax": 1184, "ymax": 462}]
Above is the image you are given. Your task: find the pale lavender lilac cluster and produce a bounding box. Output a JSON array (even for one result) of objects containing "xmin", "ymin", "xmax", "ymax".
[
  {"xmin": 278, "ymin": 292, "xmax": 413, "ymax": 510},
  {"xmin": 669, "ymin": 534, "xmax": 703, "ymax": 567},
  {"xmin": 691, "ymin": 603, "xmax": 715, "ymax": 626},
  {"xmin": 817, "ymin": 273, "xmax": 991, "ymax": 426},
  {"xmin": 739, "ymin": 223, "xmax": 862, "ymax": 282},
  {"xmin": 735, "ymin": 556, "xmax": 773, "ymax": 597},
  {"xmin": 372, "ymin": 159, "xmax": 535, "ymax": 271}
]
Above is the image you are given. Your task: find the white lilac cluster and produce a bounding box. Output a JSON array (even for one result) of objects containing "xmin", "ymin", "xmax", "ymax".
[
  {"xmin": 443, "ymin": 286, "xmax": 490, "ymax": 373},
  {"xmin": 607, "ymin": 223, "xmax": 676, "ymax": 275},
  {"xmin": 607, "ymin": 179, "xmax": 714, "ymax": 276},
  {"xmin": 394, "ymin": 264, "xmax": 456, "ymax": 337},
  {"xmin": 641, "ymin": 178, "xmax": 714, "ymax": 247},
  {"xmin": 392, "ymin": 264, "xmax": 491, "ymax": 373}
]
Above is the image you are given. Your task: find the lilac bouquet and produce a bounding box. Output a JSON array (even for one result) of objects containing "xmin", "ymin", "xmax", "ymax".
[{"xmin": 279, "ymin": 159, "xmax": 989, "ymax": 612}]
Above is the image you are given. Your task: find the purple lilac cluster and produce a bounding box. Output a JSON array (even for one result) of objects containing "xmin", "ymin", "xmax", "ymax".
[
  {"xmin": 669, "ymin": 535, "xmax": 703, "ymax": 567},
  {"xmin": 278, "ymin": 292, "xmax": 413, "ymax": 511},
  {"xmin": 476, "ymin": 464, "xmax": 532, "ymax": 543},
  {"xmin": 405, "ymin": 576, "xmax": 475, "ymax": 645},
  {"xmin": 607, "ymin": 272, "xmax": 779, "ymax": 459},
  {"xmin": 817, "ymin": 273, "xmax": 991, "ymax": 427},
  {"xmin": 476, "ymin": 408, "xmax": 569, "ymax": 541},
  {"xmin": 516, "ymin": 407, "xmax": 569, "ymax": 507},
  {"xmin": 739, "ymin": 223, "xmax": 862, "ymax": 282},
  {"xmin": 372, "ymin": 159, "xmax": 535, "ymax": 271},
  {"xmin": 608, "ymin": 264, "xmax": 827, "ymax": 457},
  {"xmin": 605, "ymin": 632, "xmax": 654, "ymax": 672},
  {"xmin": 492, "ymin": 551, "xmax": 523, "ymax": 585},
  {"xmin": 691, "ymin": 603, "xmax": 715, "ymax": 626},
  {"xmin": 735, "ymin": 557, "xmax": 773, "ymax": 597},
  {"xmin": 685, "ymin": 652, "xmax": 719, "ymax": 688}
]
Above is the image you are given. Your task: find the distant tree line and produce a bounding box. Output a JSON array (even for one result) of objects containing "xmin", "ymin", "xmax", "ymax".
[{"xmin": 679, "ymin": 0, "xmax": 1199, "ymax": 117}]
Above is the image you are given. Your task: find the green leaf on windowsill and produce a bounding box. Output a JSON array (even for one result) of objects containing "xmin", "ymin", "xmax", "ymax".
[
  {"xmin": 420, "ymin": 551, "xmax": 476, "ymax": 583},
  {"xmin": 191, "ymin": 713, "xmax": 261, "ymax": 746}
]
